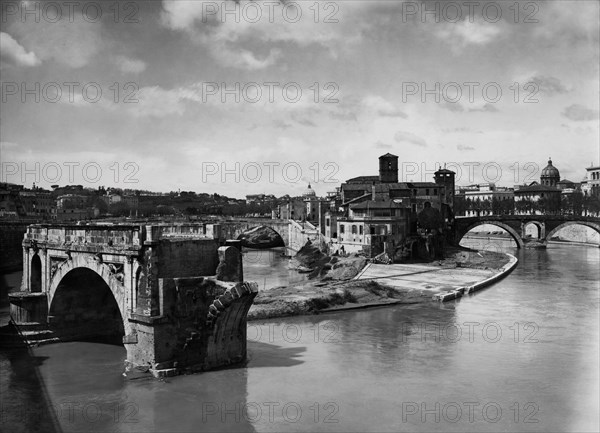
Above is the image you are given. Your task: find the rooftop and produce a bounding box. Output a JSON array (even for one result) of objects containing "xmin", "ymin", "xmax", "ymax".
[
  {"xmin": 351, "ymin": 200, "xmax": 404, "ymax": 210},
  {"xmin": 514, "ymin": 184, "xmax": 560, "ymax": 193}
]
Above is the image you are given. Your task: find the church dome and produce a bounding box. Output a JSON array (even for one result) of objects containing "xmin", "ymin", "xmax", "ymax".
[
  {"xmin": 303, "ymin": 183, "xmax": 316, "ymax": 198},
  {"xmin": 541, "ymin": 158, "xmax": 560, "ymax": 178}
]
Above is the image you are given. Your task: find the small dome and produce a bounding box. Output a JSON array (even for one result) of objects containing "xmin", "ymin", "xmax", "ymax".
[
  {"xmin": 303, "ymin": 183, "xmax": 316, "ymax": 197},
  {"xmin": 541, "ymin": 158, "xmax": 560, "ymax": 178}
]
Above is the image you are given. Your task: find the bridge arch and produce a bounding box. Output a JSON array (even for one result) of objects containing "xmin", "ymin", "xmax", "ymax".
[
  {"xmin": 459, "ymin": 221, "xmax": 524, "ymax": 248},
  {"xmin": 523, "ymin": 220, "xmax": 545, "ymax": 239},
  {"xmin": 545, "ymin": 221, "xmax": 600, "ymax": 243},
  {"xmin": 48, "ymin": 255, "xmax": 130, "ymax": 338},
  {"xmin": 236, "ymin": 225, "xmax": 286, "ymax": 249}
]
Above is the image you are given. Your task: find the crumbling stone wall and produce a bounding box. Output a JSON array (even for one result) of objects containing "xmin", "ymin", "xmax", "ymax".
[
  {"xmin": 127, "ymin": 277, "xmax": 258, "ymax": 374},
  {"xmin": 156, "ymin": 239, "xmax": 219, "ymax": 278}
]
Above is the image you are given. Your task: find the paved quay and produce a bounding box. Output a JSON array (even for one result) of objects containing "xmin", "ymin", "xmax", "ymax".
[{"xmin": 355, "ymin": 256, "xmax": 518, "ymax": 300}]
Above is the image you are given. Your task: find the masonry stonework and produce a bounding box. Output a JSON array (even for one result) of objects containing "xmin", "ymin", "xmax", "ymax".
[{"xmin": 11, "ymin": 222, "xmax": 258, "ymax": 377}]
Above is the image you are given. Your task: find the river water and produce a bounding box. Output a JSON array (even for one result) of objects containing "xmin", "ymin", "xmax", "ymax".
[
  {"xmin": 1, "ymin": 240, "xmax": 598, "ymax": 432},
  {"xmin": 241, "ymin": 247, "xmax": 309, "ymax": 290}
]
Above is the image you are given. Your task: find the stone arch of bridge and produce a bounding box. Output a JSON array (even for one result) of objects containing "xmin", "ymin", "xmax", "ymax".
[
  {"xmin": 459, "ymin": 221, "xmax": 525, "ymax": 249},
  {"xmin": 522, "ymin": 220, "xmax": 545, "ymax": 239},
  {"xmin": 545, "ymin": 221, "xmax": 600, "ymax": 243},
  {"xmin": 48, "ymin": 255, "xmax": 130, "ymax": 336},
  {"xmin": 236, "ymin": 225, "xmax": 286, "ymax": 249}
]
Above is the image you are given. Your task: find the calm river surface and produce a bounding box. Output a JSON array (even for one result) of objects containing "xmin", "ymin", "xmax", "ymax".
[{"xmin": 1, "ymin": 240, "xmax": 598, "ymax": 432}]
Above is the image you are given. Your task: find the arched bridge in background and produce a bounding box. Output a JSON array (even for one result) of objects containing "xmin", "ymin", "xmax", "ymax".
[
  {"xmin": 454, "ymin": 215, "xmax": 600, "ymax": 248},
  {"xmin": 216, "ymin": 217, "xmax": 322, "ymax": 253}
]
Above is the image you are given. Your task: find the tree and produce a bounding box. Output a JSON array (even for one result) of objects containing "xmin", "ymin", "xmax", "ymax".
[
  {"xmin": 453, "ymin": 195, "xmax": 467, "ymax": 216},
  {"xmin": 109, "ymin": 201, "xmax": 130, "ymax": 217}
]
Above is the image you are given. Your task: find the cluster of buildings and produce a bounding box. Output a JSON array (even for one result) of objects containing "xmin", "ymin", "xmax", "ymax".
[
  {"xmin": 4, "ymin": 154, "xmax": 599, "ymax": 258},
  {"xmin": 0, "ymin": 184, "xmax": 139, "ymax": 221},
  {"xmin": 269, "ymin": 155, "xmax": 600, "ymax": 258},
  {"xmin": 268, "ymin": 154, "xmax": 456, "ymax": 258},
  {"xmin": 456, "ymin": 159, "xmax": 600, "ymax": 217}
]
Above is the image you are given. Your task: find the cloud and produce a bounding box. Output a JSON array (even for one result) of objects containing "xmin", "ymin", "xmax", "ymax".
[
  {"xmin": 375, "ymin": 140, "xmax": 392, "ymax": 149},
  {"xmin": 527, "ymin": 75, "xmax": 570, "ymax": 96},
  {"xmin": 160, "ymin": 0, "xmax": 365, "ymax": 69},
  {"xmin": 0, "ymin": 32, "xmax": 40, "ymax": 67},
  {"xmin": 362, "ymin": 95, "xmax": 408, "ymax": 118},
  {"xmin": 294, "ymin": 118, "xmax": 316, "ymax": 127},
  {"xmin": 441, "ymin": 101, "xmax": 464, "ymax": 112},
  {"xmin": 394, "ymin": 131, "xmax": 427, "ymax": 147},
  {"xmin": 14, "ymin": 15, "xmax": 101, "ymax": 68},
  {"xmin": 457, "ymin": 144, "xmax": 475, "ymax": 151},
  {"xmin": 273, "ymin": 119, "xmax": 292, "ymax": 130},
  {"xmin": 115, "ymin": 55, "xmax": 147, "ymax": 74},
  {"xmin": 562, "ymin": 104, "xmax": 599, "ymax": 122},
  {"xmin": 533, "ymin": 2, "xmax": 599, "ymax": 42},
  {"xmin": 214, "ymin": 46, "xmax": 281, "ymax": 70},
  {"xmin": 436, "ymin": 20, "xmax": 503, "ymax": 51},
  {"xmin": 119, "ymin": 85, "xmax": 204, "ymax": 117},
  {"xmin": 442, "ymin": 127, "xmax": 471, "ymax": 133},
  {"xmin": 469, "ymin": 103, "xmax": 499, "ymax": 113},
  {"xmin": 329, "ymin": 109, "xmax": 357, "ymax": 122},
  {"xmin": 0, "ymin": 141, "xmax": 20, "ymax": 149}
]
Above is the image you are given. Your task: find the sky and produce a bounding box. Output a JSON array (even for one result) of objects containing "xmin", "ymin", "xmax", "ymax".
[{"xmin": 1, "ymin": 0, "xmax": 599, "ymax": 198}]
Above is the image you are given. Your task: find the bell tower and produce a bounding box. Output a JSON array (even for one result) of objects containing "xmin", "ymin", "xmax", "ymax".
[
  {"xmin": 379, "ymin": 153, "xmax": 398, "ymax": 183},
  {"xmin": 434, "ymin": 164, "xmax": 456, "ymax": 207}
]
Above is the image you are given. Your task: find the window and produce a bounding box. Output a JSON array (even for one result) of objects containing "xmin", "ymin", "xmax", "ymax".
[
  {"xmin": 434, "ymin": 188, "xmax": 437, "ymax": 195},
  {"xmin": 426, "ymin": 189, "xmax": 429, "ymax": 196},
  {"xmin": 359, "ymin": 226, "xmax": 363, "ymax": 235},
  {"xmin": 351, "ymin": 225, "xmax": 357, "ymax": 234},
  {"xmin": 340, "ymin": 224, "xmax": 345, "ymax": 234},
  {"xmin": 326, "ymin": 218, "xmax": 330, "ymax": 226}
]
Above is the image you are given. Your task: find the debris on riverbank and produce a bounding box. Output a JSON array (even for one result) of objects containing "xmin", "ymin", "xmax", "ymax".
[
  {"xmin": 248, "ymin": 245, "xmax": 512, "ymax": 320},
  {"xmin": 288, "ymin": 242, "xmax": 367, "ymax": 280}
]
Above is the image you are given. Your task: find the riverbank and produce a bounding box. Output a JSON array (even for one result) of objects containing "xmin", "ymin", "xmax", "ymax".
[{"xmin": 248, "ymin": 247, "xmax": 516, "ymax": 320}]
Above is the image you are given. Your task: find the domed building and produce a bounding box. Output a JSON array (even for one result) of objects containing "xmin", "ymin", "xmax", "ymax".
[
  {"xmin": 540, "ymin": 158, "xmax": 560, "ymax": 187},
  {"xmin": 302, "ymin": 183, "xmax": 317, "ymax": 198},
  {"xmin": 302, "ymin": 183, "xmax": 324, "ymax": 224}
]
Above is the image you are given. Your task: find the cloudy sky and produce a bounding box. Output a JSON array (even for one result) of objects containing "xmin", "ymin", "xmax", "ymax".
[{"xmin": 1, "ymin": 0, "xmax": 599, "ymax": 197}]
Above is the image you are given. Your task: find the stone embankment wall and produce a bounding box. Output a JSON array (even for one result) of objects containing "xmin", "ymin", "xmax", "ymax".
[{"xmin": 433, "ymin": 254, "xmax": 518, "ymax": 302}]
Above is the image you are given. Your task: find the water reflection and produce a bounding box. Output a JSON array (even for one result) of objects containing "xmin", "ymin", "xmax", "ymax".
[
  {"xmin": 0, "ymin": 348, "xmax": 61, "ymax": 433},
  {"xmin": 242, "ymin": 247, "xmax": 309, "ymax": 290}
]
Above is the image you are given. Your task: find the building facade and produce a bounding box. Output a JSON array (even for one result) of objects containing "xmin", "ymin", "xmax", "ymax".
[{"xmin": 327, "ymin": 153, "xmax": 455, "ymax": 257}]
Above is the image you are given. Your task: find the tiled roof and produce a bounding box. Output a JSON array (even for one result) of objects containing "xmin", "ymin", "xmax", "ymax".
[{"xmin": 345, "ymin": 175, "xmax": 380, "ymax": 183}]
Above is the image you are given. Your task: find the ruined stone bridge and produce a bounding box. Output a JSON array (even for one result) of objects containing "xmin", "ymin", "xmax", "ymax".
[
  {"xmin": 9, "ymin": 222, "xmax": 258, "ymax": 377},
  {"xmin": 215, "ymin": 217, "xmax": 321, "ymax": 252},
  {"xmin": 454, "ymin": 215, "xmax": 600, "ymax": 248}
]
